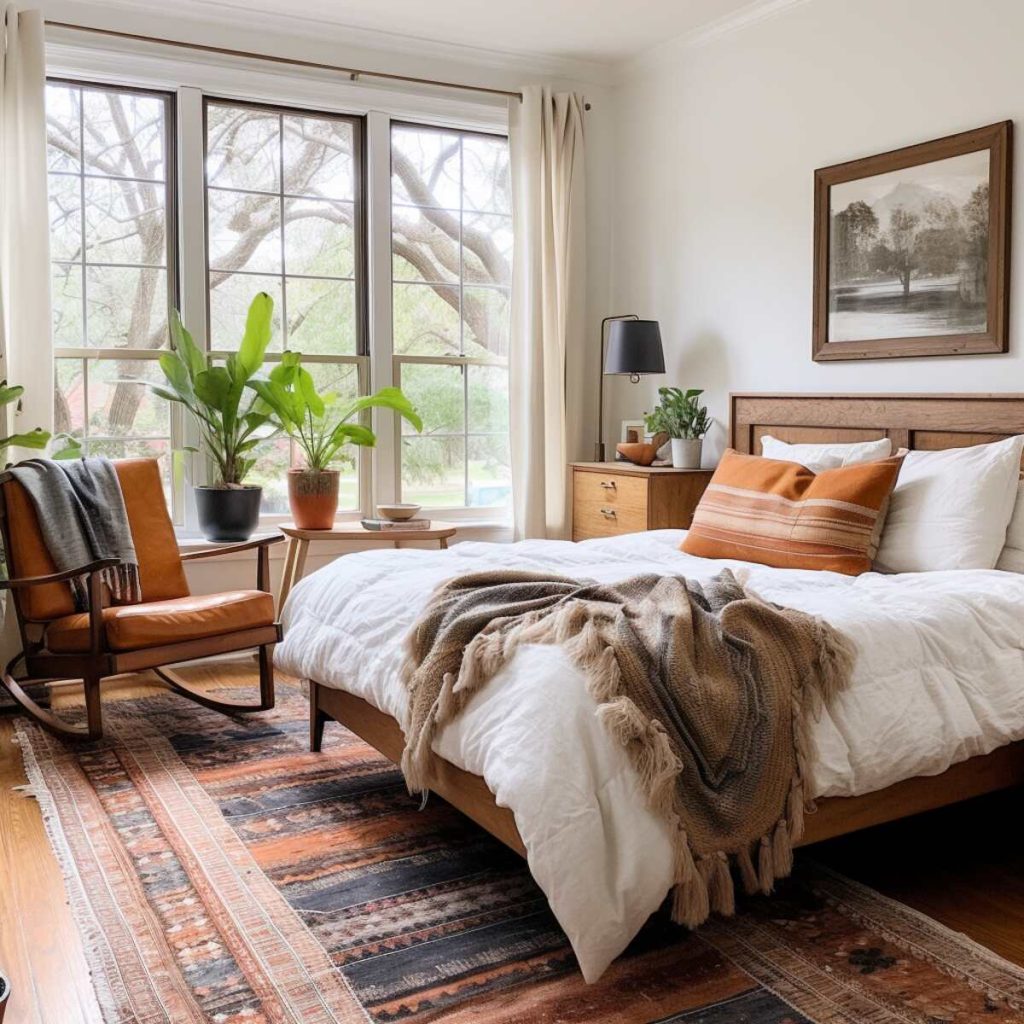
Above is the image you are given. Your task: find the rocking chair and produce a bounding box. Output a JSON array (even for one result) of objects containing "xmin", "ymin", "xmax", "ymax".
[{"xmin": 0, "ymin": 458, "xmax": 282, "ymax": 740}]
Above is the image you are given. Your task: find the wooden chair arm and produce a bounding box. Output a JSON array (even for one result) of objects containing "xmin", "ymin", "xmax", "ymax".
[
  {"xmin": 178, "ymin": 534, "xmax": 284, "ymax": 562},
  {"xmin": 0, "ymin": 557, "xmax": 120, "ymax": 591}
]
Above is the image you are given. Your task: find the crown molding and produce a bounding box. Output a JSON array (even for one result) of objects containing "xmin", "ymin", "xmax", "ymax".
[
  {"xmin": 42, "ymin": 0, "xmax": 614, "ymax": 87},
  {"xmin": 617, "ymin": 0, "xmax": 815, "ymax": 81}
]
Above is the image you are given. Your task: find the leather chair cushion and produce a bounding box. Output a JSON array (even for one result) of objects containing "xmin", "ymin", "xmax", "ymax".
[{"xmin": 45, "ymin": 590, "xmax": 275, "ymax": 653}]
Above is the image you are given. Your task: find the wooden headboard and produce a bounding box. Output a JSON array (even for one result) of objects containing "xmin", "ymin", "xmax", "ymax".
[{"xmin": 730, "ymin": 393, "xmax": 1024, "ymax": 456}]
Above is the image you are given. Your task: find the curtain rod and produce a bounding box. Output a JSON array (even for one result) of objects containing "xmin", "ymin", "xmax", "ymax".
[{"xmin": 47, "ymin": 21, "xmax": 592, "ymax": 109}]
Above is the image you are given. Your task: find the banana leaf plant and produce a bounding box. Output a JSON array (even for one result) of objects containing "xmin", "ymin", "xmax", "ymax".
[
  {"xmin": 150, "ymin": 292, "xmax": 276, "ymax": 487},
  {"xmin": 0, "ymin": 381, "xmax": 81, "ymax": 465},
  {"xmin": 246, "ymin": 351, "xmax": 422, "ymax": 470}
]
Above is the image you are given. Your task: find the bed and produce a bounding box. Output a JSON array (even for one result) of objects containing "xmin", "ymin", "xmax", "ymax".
[{"xmin": 274, "ymin": 393, "xmax": 1024, "ymax": 982}]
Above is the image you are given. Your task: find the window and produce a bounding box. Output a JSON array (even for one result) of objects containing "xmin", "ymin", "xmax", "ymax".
[
  {"xmin": 46, "ymin": 81, "xmax": 176, "ymax": 495},
  {"xmin": 204, "ymin": 100, "xmax": 366, "ymax": 513},
  {"xmin": 44, "ymin": 72, "xmax": 513, "ymax": 527},
  {"xmin": 391, "ymin": 124, "xmax": 512, "ymax": 510}
]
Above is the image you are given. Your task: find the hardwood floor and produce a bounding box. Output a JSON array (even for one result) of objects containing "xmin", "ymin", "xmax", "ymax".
[{"xmin": 1, "ymin": 660, "xmax": 1023, "ymax": 1023}]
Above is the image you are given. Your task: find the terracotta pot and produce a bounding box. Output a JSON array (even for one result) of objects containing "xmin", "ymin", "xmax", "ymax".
[{"xmin": 288, "ymin": 469, "xmax": 339, "ymax": 530}]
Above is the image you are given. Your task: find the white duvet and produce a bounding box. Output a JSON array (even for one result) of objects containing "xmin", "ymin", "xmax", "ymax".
[{"xmin": 276, "ymin": 530, "xmax": 1024, "ymax": 982}]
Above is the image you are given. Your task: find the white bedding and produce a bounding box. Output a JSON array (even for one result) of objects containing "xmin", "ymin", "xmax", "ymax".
[{"xmin": 275, "ymin": 529, "xmax": 1024, "ymax": 982}]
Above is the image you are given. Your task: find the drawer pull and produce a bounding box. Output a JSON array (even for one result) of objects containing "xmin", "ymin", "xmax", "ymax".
[
  {"xmin": 600, "ymin": 507, "xmax": 617, "ymax": 518},
  {"xmin": 599, "ymin": 480, "xmax": 617, "ymax": 490}
]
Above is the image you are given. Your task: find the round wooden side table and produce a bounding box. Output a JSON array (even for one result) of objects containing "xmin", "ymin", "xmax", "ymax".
[{"xmin": 276, "ymin": 520, "xmax": 457, "ymax": 610}]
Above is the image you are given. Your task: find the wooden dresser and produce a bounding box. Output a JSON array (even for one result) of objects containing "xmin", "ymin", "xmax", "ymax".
[{"xmin": 570, "ymin": 462, "xmax": 714, "ymax": 541}]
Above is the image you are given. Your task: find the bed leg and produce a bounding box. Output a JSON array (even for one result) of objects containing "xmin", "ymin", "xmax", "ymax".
[{"xmin": 310, "ymin": 680, "xmax": 327, "ymax": 752}]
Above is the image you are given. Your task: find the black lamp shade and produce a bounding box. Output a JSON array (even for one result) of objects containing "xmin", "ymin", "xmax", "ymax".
[{"xmin": 605, "ymin": 319, "xmax": 665, "ymax": 375}]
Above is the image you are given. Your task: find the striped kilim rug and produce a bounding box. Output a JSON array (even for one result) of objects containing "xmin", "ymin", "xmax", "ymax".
[{"xmin": 15, "ymin": 685, "xmax": 1024, "ymax": 1023}]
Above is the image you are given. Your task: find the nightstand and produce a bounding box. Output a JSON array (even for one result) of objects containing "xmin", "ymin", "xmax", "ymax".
[{"xmin": 570, "ymin": 462, "xmax": 714, "ymax": 541}]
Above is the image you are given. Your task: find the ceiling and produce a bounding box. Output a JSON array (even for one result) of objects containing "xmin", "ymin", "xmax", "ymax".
[{"xmin": 116, "ymin": 0, "xmax": 767, "ymax": 64}]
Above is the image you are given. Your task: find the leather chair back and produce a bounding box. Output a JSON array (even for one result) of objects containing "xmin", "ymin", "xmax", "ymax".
[{"xmin": 1, "ymin": 458, "xmax": 189, "ymax": 622}]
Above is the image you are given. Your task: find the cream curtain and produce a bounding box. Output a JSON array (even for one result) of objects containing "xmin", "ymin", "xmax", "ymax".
[
  {"xmin": 0, "ymin": 5, "xmax": 51, "ymax": 433},
  {"xmin": 508, "ymin": 85, "xmax": 587, "ymax": 540}
]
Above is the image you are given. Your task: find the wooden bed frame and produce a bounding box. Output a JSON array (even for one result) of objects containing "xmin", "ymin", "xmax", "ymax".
[{"xmin": 309, "ymin": 393, "xmax": 1024, "ymax": 853}]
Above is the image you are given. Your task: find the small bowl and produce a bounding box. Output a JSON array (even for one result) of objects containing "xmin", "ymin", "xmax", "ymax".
[{"xmin": 376, "ymin": 503, "xmax": 422, "ymax": 521}]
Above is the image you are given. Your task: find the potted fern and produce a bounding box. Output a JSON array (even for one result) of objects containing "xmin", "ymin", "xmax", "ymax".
[
  {"xmin": 248, "ymin": 351, "xmax": 422, "ymax": 529},
  {"xmin": 645, "ymin": 387, "xmax": 711, "ymax": 469}
]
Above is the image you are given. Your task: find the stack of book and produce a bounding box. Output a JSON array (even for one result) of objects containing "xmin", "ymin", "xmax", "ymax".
[{"xmin": 360, "ymin": 517, "xmax": 432, "ymax": 532}]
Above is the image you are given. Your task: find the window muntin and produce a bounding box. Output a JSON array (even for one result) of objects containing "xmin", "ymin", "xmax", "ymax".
[
  {"xmin": 391, "ymin": 124, "xmax": 511, "ymax": 510},
  {"xmin": 47, "ymin": 81, "xmax": 176, "ymax": 494},
  {"xmin": 204, "ymin": 100, "xmax": 366, "ymax": 514}
]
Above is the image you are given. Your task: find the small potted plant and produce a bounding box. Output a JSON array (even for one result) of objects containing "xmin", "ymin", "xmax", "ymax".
[
  {"xmin": 152, "ymin": 293, "xmax": 276, "ymax": 541},
  {"xmin": 645, "ymin": 387, "xmax": 711, "ymax": 469},
  {"xmin": 248, "ymin": 351, "xmax": 422, "ymax": 529}
]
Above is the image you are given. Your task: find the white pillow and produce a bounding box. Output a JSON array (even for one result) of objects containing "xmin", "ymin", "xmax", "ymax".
[
  {"xmin": 874, "ymin": 435, "xmax": 1024, "ymax": 573},
  {"xmin": 996, "ymin": 480, "xmax": 1024, "ymax": 572},
  {"xmin": 760, "ymin": 435, "xmax": 892, "ymax": 471}
]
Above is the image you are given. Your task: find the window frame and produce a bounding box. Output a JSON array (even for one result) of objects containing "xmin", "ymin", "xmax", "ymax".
[
  {"xmin": 199, "ymin": 96, "xmax": 371, "ymax": 521},
  {"xmin": 47, "ymin": 76, "xmax": 182, "ymax": 511},
  {"xmin": 389, "ymin": 120, "xmax": 512, "ymax": 519}
]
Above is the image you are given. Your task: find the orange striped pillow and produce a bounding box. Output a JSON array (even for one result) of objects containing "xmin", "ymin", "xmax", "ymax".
[{"xmin": 681, "ymin": 449, "xmax": 903, "ymax": 575}]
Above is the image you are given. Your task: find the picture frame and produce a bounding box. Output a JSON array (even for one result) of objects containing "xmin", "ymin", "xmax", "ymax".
[
  {"xmin": 812, "ymin": 121, "xmax": 1012, "ymax": 361},
  {"xmin": 616, "ymin": 420, "xmax": 647, "ymax": 460}
]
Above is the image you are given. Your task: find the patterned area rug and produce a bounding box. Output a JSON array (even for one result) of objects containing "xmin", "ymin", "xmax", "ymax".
[{"xmin": 14, "ymin": 685, "xmax": 1024, "ymax": 1023}]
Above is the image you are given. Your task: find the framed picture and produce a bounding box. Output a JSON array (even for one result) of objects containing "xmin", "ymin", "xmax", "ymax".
[
  {"xmin": 620, "ymin": 420, "xmax": 646, "ymax": 443},
  {"xmin": 813, "ymin": 121, "xmax": 1012, "ymax": 361}
]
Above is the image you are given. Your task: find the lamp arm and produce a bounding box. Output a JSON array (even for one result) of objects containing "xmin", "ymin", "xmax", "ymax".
[{"xmin": 596, "ymin": 314, "xmax": 639, "ymax": 462}]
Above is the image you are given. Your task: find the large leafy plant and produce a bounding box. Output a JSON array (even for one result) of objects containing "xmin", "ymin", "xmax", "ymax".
[
  {"xmin": 247, "ymin": 351, "xmax": 422, "ymax": 471},
  {"xmin": 644, "ymin": 387, "xmax": 711, "ymax": 440},
  {"xmin": 0, "ymin": 381, "xmax": 80, "ymax": 464},
  {"xmin": 152, "ymin": 293, "xmax": 275, "ymax": 487}
]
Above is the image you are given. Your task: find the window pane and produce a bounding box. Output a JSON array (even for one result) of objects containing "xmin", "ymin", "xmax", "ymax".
[
  {"xmin": 51, "ymin": 264, "xmax": 84, "ymax": 346},
  {"xmin": 86, "ymin": 266, "xmax": 168, "ymax": 348},
  {"xmin": 247, "ymin": 437, "xmax": 293, "ymax": 515},
  {"xmin": 463, "ymin": 212, "xmax": 512, "ymax": 286},
  {"xmin": 86, "ymin": 359, "xmax": 170, "ymax": 438},
  {"xmin": 400, "ymin": 362, "xmax": 464, "ymax": 434},
  {"xmin": 467, "ymin": 364, "xmax": 509, "ymax": 433},
  {"xmin": 401, "ymin": 436, "xmax": 465, "ymax": 508},
  {"xmin": 283, "ymin": 198, "xmax": 354, "ymax": 277},
  {"xmin": 55, "ymin": 358, "xmax": 85, "ymax": 435},
  {"xmin": 462, "ymin": 135, "xmax": 511, "ymax": 215},
  {"xmin": 283, "ymin": 115, "xmax": 353, "ymax": 200},
  {"xmin": 84, "ymin": 177, "xmax": 166, "ymax": 265},
  {"xmin": 48, "ymin": 174, "xmax": 82, "ymax": 260},
  {"xmin": 392, "ymin": 283, "xmax": 460, "ymax": 356},
  {"xmin": 463, "ymin": 287, "xmax": 510, "ymax": 359},
  {"xmin": 468, "ymin": 435, "xmax": 511, "ymax": 508},
  {"xmin": 46, "ymin": 85, "xmax": 80, "ymax": 172},
  {"xmin": 207, "ymin": 188, "xmax": 281, "ymax": 273},
  {"xmin": 391, "ymin": 126, "xmax": 460, "ymax": 209},
  {"xmin": 82, "ymin": 89, "xmax": 166, "ymax": 181},
  {"xmin": 392, "ymin": 206, "xmax": 460, "ymax": 283},
  {"xmin": 209, "ymin": 272, "xmax": 283, "ymax": 351},
  {"xmin": 285, "ymin": 277, "xmax": 356, "ymax": 355},
  {"xmin": 206, "ymin": 104, "xmax": 279, "ymax": 193}
]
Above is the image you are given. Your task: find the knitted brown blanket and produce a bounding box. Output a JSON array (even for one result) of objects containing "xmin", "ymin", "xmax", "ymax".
[{"xmin": 400, "ymin": 569, "xmax": 854, "ymax": 927}]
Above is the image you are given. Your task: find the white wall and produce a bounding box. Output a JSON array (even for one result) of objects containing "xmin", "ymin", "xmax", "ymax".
[{"xmin": 607, "ymin": 0, "xmax": 1024, "ymax": 464}]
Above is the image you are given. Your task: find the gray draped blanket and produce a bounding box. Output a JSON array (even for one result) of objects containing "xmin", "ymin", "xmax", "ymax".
[
  {"xmin": 8, "ymin": 457, "xmax": 139, "ymax": 609},
  {"xmin": 401, "ymin": 569, "xmax": 854, "ymax": 928}
]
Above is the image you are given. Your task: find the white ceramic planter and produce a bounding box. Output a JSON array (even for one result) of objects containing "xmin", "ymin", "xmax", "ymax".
[{"xmin": 671, "ymin": 438, "xmax": 703, "ymax": 469}]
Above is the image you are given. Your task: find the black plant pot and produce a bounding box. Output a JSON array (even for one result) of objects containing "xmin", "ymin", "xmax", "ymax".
[{"xmin": 194, "ymin": 486, "xmax": 262, "ymax": 542}]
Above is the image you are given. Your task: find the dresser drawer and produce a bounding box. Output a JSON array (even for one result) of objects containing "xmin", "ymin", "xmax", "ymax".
[{"xmin": 572, "ymin": 470, "xmax": 649, "ymax": 539}]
